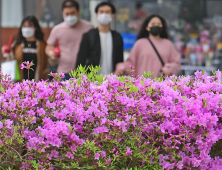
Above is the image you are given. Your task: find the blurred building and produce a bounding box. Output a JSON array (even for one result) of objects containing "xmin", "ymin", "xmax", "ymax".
[{"xmin": 1, "ymin": 0, "xmax": 222, "ymax": 72}]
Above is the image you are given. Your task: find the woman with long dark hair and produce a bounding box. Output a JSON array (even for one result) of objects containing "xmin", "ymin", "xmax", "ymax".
[
  {"xmin": 114, "ymin": 14, "xmax": 180, "ymax": 78},
  {"xmin": 11, "ymin": 16, "xmax": 48, "ymax": 81}
]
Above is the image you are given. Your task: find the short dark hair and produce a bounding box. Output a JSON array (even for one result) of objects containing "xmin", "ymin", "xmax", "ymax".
[
  {"xmin": 95, "ymin": 2, "xmax": 116, "ymax": 14},
  {"xmin": 62, "ymin": 0, "xmax": 79, "ymax": 11}
]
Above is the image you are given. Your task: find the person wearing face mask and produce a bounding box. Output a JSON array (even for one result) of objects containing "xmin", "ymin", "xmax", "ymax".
[
  {"xmin": 114, "ymin": 14, "xmax": 181, "ymax": 79},
  {"xmin": 46, "ymin": 0, "xmax": 93, "ymax": 80},
  {"xmin": 1, "ymin": 16, "xmax": 49, "ymax": 81},
  {"xmin": 75, "ymin": 2, "xmax": 123, "ymax": 75}
]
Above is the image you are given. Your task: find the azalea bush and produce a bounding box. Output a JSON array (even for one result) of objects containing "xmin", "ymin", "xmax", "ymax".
[{"xmin": 0, "ymin": 66, "xmax": 222, "ymax": 170}]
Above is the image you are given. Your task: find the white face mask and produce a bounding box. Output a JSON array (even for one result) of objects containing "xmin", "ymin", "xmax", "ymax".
[
  {"xmin": 64, "ymin": 15, "xmax": 78, "ymax": 26},
  {"xmin": 97, "ymin": 14, "xmax": 112, "ymax": 25},
  {"xmin": 22, "ymin": 27, "xmax": 35, "ymax": 38}
]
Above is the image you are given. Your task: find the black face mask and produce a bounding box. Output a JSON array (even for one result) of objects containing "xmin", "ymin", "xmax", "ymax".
[{"xmin": 149, "ymin": 26, "xmax": 163, "ymax": 36}]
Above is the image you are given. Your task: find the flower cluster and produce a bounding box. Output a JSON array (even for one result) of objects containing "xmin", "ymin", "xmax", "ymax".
[
  {"xmin": 21, "ymin": 61, "xmax": 34, "ymax": 70},
  {"xmin": 49, "ymin": 72, "xmax": 65, "ymax": 81},
  {"xmin": 0, "ymin": 70, "xmax": 222, "ymax": 169}
]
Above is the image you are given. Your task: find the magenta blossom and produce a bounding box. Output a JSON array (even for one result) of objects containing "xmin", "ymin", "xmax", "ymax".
[
  {"xmin": 104, "ymin": 158, "xmax": 111, "ymax": 165},
  {"xmin": 49, "ymin": 72, "xmax": 65, "ymax": 81},
  {"xmin": 20, "ymin": 61, "xmax": 34, "ymax": 70},
  {"xmin": 126, "ymin": 147, "xmax": 133, "ymax": 156},
  {"xmin": 94, "ymin": 153, "xmax": 100, "ymax": 160},
  {"xmin": 115, "ymin": 151, "xmax": 119, "ymax": 156},
  {"xmin": 5, "ymin": 119, "xmax": 13, "ymax": 129},
  {"xmin": 21, "ymin": 63, "xmax": 26, "ymax": 70},
  {"xmin": 51, "ymin": 150, "xmax": 59, "ymax": 158},
  {"xmin": 92, "ymin": 126, "xmax": 109, "ymax": 135},
  {"xmin": 111, "ymin": 148, "xmax": 116, "ymax": 153},
  {"xmin": 0, "ymin": 121, "xmax": 3, "ymax": 129},
  {"xmin": 65, "ymin": 152, "xmax": 74, "ymax": 159},
  {"xmin": 101, "ymin": 151, "xmax": 106, "ymax": 158}
]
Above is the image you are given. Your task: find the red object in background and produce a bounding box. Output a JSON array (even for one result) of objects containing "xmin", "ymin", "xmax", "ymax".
[
  {"xmin": 3, "ymin": 45, "xmax": 10, "ymax": 53},
  {"xmin": 53, "ymin": 41, "xmax": 60, "ymax": 58},
  {"xmin": 2, "ymin": 37, "xmax": 13, "ymax": 57},
  {"xmin": 135, "ymin": 9, "xmax": 148, "ymax": 20}
]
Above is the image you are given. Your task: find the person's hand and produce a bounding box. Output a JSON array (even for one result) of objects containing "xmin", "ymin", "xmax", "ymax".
[
  {"xmin": 160, "ymin": 69, "xmax": 170, "ymax": 77},
  {"xmin": 1, "ymin": 45, "xmax": 11, "ymax": 59},
  {"xmin": 48, "ymin": 50, "xmax": 58, "ymax": 61},
  {"xmin": 114, "ymin": 69, "xmax": 124, "ymax": 76},
  {"xmin": 1, "ymin": 46, "xmax": 4, "ymax": 55},
  {"xmin": 161, "ymin": 63, "xmax": 172, "ymax": 76}
]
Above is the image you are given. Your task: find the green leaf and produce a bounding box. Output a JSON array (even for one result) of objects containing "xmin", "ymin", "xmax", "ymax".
[
  {"xmin": 129, "ymin": 86, "xmax": 139, "ymax": 93},
  {"xmin": 202, "ymin": 70, "xmax": 205, "ymax": 75},
  {"xmin": 96, "ymin": 74, "xmax": 104, "ymax": 83},
  {"xmin": 77, "ymin": 79, "xmax": 81, "ymax": 85},
  {"xmin": 119, "ymin": 76, "xmax": 125, "ymax": 82},
  {"xmin": 143, "ymin": 71, "xmax": 154, "ymax": 78}
]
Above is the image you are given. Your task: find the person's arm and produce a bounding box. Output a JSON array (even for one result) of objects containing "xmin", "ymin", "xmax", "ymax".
[
  {"xmin": 45, "ymin": 28, "xmax": 58, "ymax": 65},
  {"xmin": 45, "ymin": 45, "xmax": 55, "ymax": 59},
  {"xmin": 40, "ymin": 42, "xmax": 49, "ymax": 80},
  {"xmin": 75, "ymin": 33, "xmax": 90, "ymax": 69},
  {"xmin": 162, "ymin": 42, "xmax": 181, "ymax": 76},
  {"xmin": 1, "ymin": 40, "xmax": 15, "ymax": 61},
  {"xmin": 46, "ymin": 45, "xmax": 58, "ymax": 66},
  {"xmin": 114, "ymin": 40, "xmax": 139, "ymax": 76},
  {"xmin": 117, "ymin": 34, "xmax": 124, "ymax": 63},
  {"xmin": 42, "ymin": 42, "xmax": 49, "ymax": 71}
]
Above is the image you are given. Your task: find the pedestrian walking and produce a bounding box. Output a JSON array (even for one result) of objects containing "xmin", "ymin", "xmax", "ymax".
[
  {"xmin": 1, "ymin": 16, "xmax": 49, "ymax": 81},
  {"xmin": 76, "ymin": 2, "xmax": 123, "ymax": 75},
  {"xmin": 46, "ymin": 0, "xmax": 93, "ymax": 80},
  {"xmin": 114, "ymin": 14, "xmax": 181, "ymax": 79}
]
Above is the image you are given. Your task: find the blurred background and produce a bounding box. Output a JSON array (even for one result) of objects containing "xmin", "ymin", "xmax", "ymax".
[{"xmin": 1, "ymin": 0, "xmax": 222, "ymax": 76}]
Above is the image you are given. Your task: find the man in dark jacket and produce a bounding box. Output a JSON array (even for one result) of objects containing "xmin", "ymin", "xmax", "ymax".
[{"xmin": 76, "ymin": 2, "xmax": 123, "ymax": 75}]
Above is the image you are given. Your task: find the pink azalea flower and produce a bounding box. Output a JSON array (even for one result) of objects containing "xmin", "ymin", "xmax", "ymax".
[
  {"xmin": 60, "ymin": 72, "xmax": 65, "ymax": 78},
  {"xmin": 94, "ymin": 153, "xmax": 100, "ymax": 160},
  {"xmin": 49, "ymin": 72, "xmax": 56, "ymax": 77},
  {"xmin": 101, "ymin": 151, "xmax": 106, "ymax": 158},
  {"xmin": 115, "ymin": 151, "xmax": 119, "ymax": 156},
  {"xmin": 111, "ymin": 148, "xmax": 116, "ymax": 153},
  {"xmin": 37, "ymin": 108, "xmax": 45, "ymax": 116},
  {"xmin": 92, "ymin": 126, "xmax": 109, "ymax": 135},
  {"xmin": 20, "ymin": 63, "xmax": 26, "ymax": 70},
  {"xmin": 130, "ymin": 65, "xmax": 135, "ymax": 71},
  {"xmin": 5, "ymin": 119, "xmax": 13, "ymax": 129},
  {"xmin": 20, "ymin": 61, "xmax": 34, "ymax": 70},
  {"xmin": 126, "ymin": 147, "xmax": 133, "ymax": 156},
  {"xmin": 104, "ymin": 158, "xmax": 111, "ymax": 165},
  {"xmin": 177, "ymin": 161, "xmax": 183, "ymax": 169},
  {"xmin": 0, "ymin": 121, "xmax": 3, "ymax": 129},
  {"xmin": 25, "ymin": 61, "xmax": 32, "ymax": 68},
  {"xmin": 65, "ymin": 152, "xmax": 74, "ymax": 159},
  {"xmin": 51, "ymin": 150, "xmax": 59, "ymax": 158}
]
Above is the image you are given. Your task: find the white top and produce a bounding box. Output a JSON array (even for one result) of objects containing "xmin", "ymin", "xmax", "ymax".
[{"xmin": 99, "ymin": 32, "xmax": 113, "ymax": 75}]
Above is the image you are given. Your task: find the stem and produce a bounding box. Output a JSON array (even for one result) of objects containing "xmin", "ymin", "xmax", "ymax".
[
  {"xmin": 11, "ymin": 157, "xmax": 14, "ymax": 170},
  {"xmin": 9, "ymin": 146, "xmax": 23, "ymax": 160},
  {"xmin": 28, "ymin": 69, "xmax": 29, "ymax": 80},
  {"xmin": 127, "ymin": 158, "xmax": 132, "ymax": 169},
  {"xmin": 0, "ymin": 166, "xmax": 6, "ymax": 170}
]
